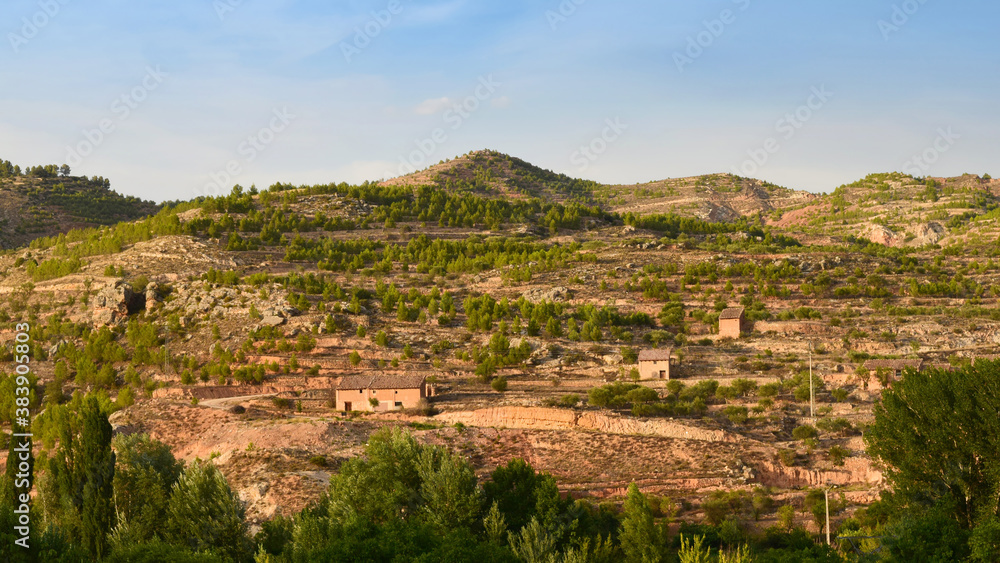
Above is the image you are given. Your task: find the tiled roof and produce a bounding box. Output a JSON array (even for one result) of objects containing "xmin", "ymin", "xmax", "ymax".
[
  {"xmin": 719, "ymin": 307, "xmax": 745, "ymax": 320},
  {"xmin": 862, "ymin": 359, "xmax": 923, "ymax": 371},
  {"xmin": 337, "ymin": 374, "xmax": 426, "ymax": 390},
  {"xmin": 638, "ymin": 349, "xmax": 672, "ymax": 362}
]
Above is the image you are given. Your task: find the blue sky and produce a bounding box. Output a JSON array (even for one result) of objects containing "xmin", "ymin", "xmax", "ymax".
[{"xmin": 1, "ymin": 0, "xmax": 997, "ymax": 202}]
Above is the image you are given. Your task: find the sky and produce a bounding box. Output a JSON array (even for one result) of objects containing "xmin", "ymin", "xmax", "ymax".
[{"xmin": 1, "ymin": 0, "xmax": 997, "ymax": 203}]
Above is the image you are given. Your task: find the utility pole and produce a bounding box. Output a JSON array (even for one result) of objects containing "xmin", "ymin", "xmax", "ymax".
[
  {"xmin": 825, "ymin": 487, "xmax": 831, "ymax": 546},
  {"xmin": 809, "ymin": 340, "xmax": 815, "ymax": 421},
  {"xmin": 163, "ymin": 327, "xmax": 169, "ymax": 374}
]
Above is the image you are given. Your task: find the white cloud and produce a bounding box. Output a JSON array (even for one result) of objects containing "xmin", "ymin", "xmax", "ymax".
[
  {"xmin": 414, "ymin": 97, "xmax": 452, "ymax": 115},
  {"xmin": 491, "ymin": 96, "xmax": 511, "ymax": 109}
]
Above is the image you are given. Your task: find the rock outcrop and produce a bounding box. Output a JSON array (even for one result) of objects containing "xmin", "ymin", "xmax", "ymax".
[
  {"xmin": 437, "ymin": 407, "xmax": 740, "ymax": 443},
  {"xmin": 911, "ymin": 222, "xmax": 945, "ymax": 246},
  {"xmin": 860, "ymin": 224, "xmax": 900, "ymax": 247},
  {"xmin": 754, "ymin": 456, "xmax": 882, "ymax": 488},
  {"xmin": 93, "ymin": 281, "xmax": 145, "ymax": 326},
  {"xmin": 521, "ymin": 286, "xmax": 571, "ymax": 303}
]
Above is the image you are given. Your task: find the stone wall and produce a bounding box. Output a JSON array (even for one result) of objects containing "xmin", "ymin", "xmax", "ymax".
[{"xmin": 437, "ymin": 407, "xmax": 739, "ymax": 443}]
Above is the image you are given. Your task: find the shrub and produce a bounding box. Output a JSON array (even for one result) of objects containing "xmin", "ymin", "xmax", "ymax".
[
  {"xmin": 620, "ymin": 346, "xmax": 639, "ymax": 364},
  {"xmin": 723, "ymin": 406, "xmax": 749, "ymax": 425},
  {"xmin": 816, "ymin": 417, "xmax": 853, "ymax": 435},
  {"xmin": 778, "ymin": 449, "xmax": 797, "ymax": 467},
  {"xmin": 308, "ymin": 455, "xmax": 327, "ymax": 467},
  {"xmin": 792, "ymin": 424, "xmax": 818, "ymax": 441},
  {"xmin": 491, "ymin": 376, "xmax": 508, "ymax": 392},
  {"xmin": 412, "ymin": 398, "xmax": 436, "ymax": 416},
  {"xmin": 549, "ymin": 392, "xmax": 575, "ymax": 408},
  {"xmin": 131, "ymin": 274, "xmax": 150, "ymax": 293},
  {"xmin": 759, "ymin": 382, "xmax": 780, "ymax": 398},
  {"xmin": 828, "ymin": 445, "xmax": 850, "ymax": 466},
  {"xmin": 731, "ymin": 378, "xmax": 758, "ymax": 397},
  {"xmin": 271, "ymin": 397, "xmax": 292, "ymax": 409}
]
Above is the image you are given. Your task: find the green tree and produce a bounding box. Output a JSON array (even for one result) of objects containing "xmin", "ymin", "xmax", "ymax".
[
  {"xmin": 105, "ymin": 538, "xmax": 226, "ymax": 562},
  {"xmin": 509, "ymin": 517, "xmax": 557, "ymax": 563},
  {"xmin": 417, "ymin": 445, "xmax": 482, "ymax": 530},
  {"xmin": 109, "ymin": 434, "xmax": 183, "ymax": 549},
  {"xmin": 0, "ymin": 422, "xmax": 37, "ymax": 563},
  {"xmin": 865, "ymin": 360, "xmax": 1000, "ymax": 531},
  {"xmin": 483, "ymin": 459, "xmax": 550, "ymax": 534},
  {"xmin": 620, "ymin": 483, "xmax": 662, "ymax": 563},
  {"xmin": 326, "ymin": 427, "xmax": 423, "ymax": 524},
  {"xmin": 163, "ymin": 460, "xmax": 250, "ymax": 561},
  {"xmin": 43, "ymin": 396, "xmax": 117, "ymax": 559}
]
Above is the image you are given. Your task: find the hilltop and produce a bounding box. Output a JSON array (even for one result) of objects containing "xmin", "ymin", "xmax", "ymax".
[
  {"xmin": 380, "ymin": 149, "xmax": 605, "ymax": 204},
  {"xmin": 0, "ymin": 159, "xmax": 160, "ymax": 248},
  {"xmin": 2, "ymin": 151, "xmax": 1000, "ymax": 553}
]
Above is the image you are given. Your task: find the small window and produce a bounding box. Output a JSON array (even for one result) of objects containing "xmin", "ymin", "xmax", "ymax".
[
  {"xmin": 359, "ymin": 389, "xmax": 363, "ymax": 394},
  {"xmin": 394, "ymin": 402, "xmax": 403, "ymax": 408}
]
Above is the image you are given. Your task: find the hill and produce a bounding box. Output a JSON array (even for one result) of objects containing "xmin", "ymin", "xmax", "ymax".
[
  {"xmin": 3, "ymin": 152, "xmax": 1000, "ymax": 558},
  {"xmin": 0, "ymin": 159, "xmax": 160, "ymax": 248},
  {"xmin": 380, "ymin": 149, "xmax": 606, "ymax": 203}
]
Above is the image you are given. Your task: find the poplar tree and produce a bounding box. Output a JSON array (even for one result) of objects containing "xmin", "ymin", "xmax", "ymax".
[
  {"xmin": 620, "ymin": 483, "xmax": 663, "ymax": 563},
  {"xmin": 44, "ymin": 396, "xmax": 116, "ymax": 558}
]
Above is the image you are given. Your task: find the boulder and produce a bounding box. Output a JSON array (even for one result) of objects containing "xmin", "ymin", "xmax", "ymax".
[
  {"xmin": 93, "ymin": 281, "xmax": 145, "ymax": 326},
  {"xmin": 521, "ymin": 286, "xmax": 571, "ymax": 303},
  {"xmin": 860, "ymin": 224, "xmax": 900, "ymax": 247},
  {"xmin": 912, "ymin": 222, "xmax": 945, "ymax": 246},
  {"xmin": 145, "ymin": 282, "xmax": 162, "ymax": 311},
  {"xmin": 262, "ymin": 315, "xmax": 286, "ymax": 327}
]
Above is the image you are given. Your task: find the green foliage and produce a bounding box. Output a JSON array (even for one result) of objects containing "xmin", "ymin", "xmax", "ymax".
[
  {"xmin": 105, "ymin": 539, "xmax": 227, "ymax": 562},
  {"xmin": 40, "ymin": 396, "xmax": 116, "ymax": 558},
  {"xmin": 620, "ymin": 483, "xmax": 664, "ymax": 562},
  {"xmin": 109, "ymin": 434, "xmax": 183, "ymax": 549},
  {"xmin": 866, "ymin": 359, "xmax": 1000, "ymax": 531},
  {"xmin": 722, "ymin": 406, "xmax": 749, "ymax": 425},
  {"xmin": 26, "ymin": 257, "xmax": 83, "ymax": 281},
  {"xmin": 483, "ymin": 458, "xmax": 559, "ymax": 538},
  {"xmin": 792, "ymin": 425, "xmax": 818, "ymax": 441},
  {"xmin": 827, "ymin": 445, "xmax": 850, "ymax": 466},
  {"xmin": 163, "ymin": 459, "xmax": 251, "ymax": 561},
  {"xmin": 677, "ymin": 534, "xmax": 712, "ymax": 563}
]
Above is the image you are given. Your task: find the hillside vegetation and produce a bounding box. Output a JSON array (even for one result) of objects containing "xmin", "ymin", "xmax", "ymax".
[
  {"xmin": 2, "ymin": 150, "xmax": 1000, "ymax": 561},
  {"xmin": 0, "ymin": 158, "xmax": 160, "ymax": 248}
]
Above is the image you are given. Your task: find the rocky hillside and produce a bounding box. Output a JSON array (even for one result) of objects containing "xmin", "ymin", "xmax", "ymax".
[{"xmin": 3, "ymin": 154, "xmax": 1000, "ymax": 533}]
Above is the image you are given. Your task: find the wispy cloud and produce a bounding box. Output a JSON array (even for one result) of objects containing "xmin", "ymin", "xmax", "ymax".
[
  {"xmin": 491, "ymin": 96, "xmax": 511, "ymax": 109},
  {"xmin": 414, "ymin": 97, "xmax": 453, "ymax": 115}
]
